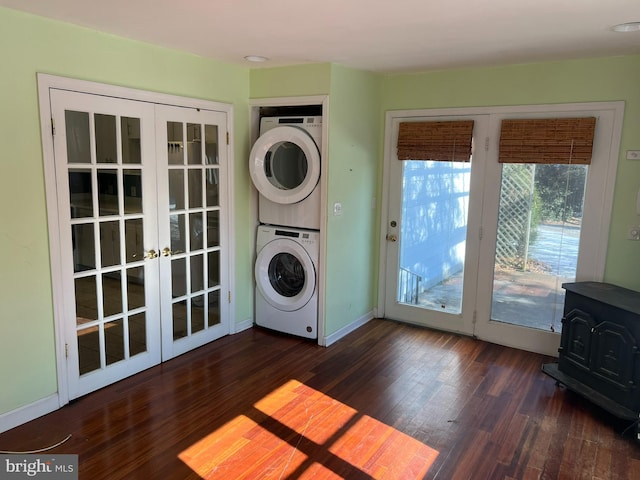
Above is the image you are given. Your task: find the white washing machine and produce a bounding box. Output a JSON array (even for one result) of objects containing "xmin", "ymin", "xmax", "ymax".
[
  {"xmin": 249, "ymin": 116, "xmax": 322, "ymax": 230},
  {"xmin": 254, "ymin": 225, "xmax": 319, "ymax": 339}
]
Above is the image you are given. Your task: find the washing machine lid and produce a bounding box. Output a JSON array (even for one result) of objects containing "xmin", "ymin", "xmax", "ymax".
[
  {"xmin": 249, "ymin": 126, "xmax": 321, "ymax": 205},
  {"xmin": 255, "ymin": 238, "xmax": 316, "ymax": 312}
]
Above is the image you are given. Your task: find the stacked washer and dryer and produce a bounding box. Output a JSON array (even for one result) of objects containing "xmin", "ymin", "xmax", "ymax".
[{"xmin": 249, "ymin": 116, "xmax": 322, "ymax": 339}]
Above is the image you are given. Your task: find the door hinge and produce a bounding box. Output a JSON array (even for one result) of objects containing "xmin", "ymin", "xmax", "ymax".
[
  {"xmin": 226, "ymin": 131, "xmax": 229, "ymax": 145},
  {"xmin": 51, "ymin": 118, "xmax": 56, "ymax": 136},
  {"xmin": 228, "ymin": 291, "xmax": 231, "ymax": 303},
  {"xmin": 484, "ymin": 137, "xmax": 489, "ymax": 152},
  {"xmin": 65, "ymin": 343, "xmax": 69, "ymax": 358}
]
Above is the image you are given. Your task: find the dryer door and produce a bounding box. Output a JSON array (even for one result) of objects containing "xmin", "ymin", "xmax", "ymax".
[
  {"xmin": 255, "ymin": 238, "xmax": 316, "ymax": 312},
  {"xmin": 249, "ymin": 126, "xmax": 320, "ymax": 205}
]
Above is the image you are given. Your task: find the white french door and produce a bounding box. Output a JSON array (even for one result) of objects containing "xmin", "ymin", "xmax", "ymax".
[
  {"xmin": 155, "ymin": 105, "xmax": 229, "ymax": 360},
  {"xmin": 49, "ymin": 88, "xmax": 230, "ymax": 399},
  {"xmin": 381, "ymin": 104, "xmax": 622, "ymax": 356}
]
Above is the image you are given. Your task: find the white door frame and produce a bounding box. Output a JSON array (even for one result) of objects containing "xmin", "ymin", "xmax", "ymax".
[
  {"xmin": 37, "ymin": 74, "xmax": 235, "ymax": 407},
  {"xmin": 378, "ymin": 101, "xmax": 624, "ymax": 355}
]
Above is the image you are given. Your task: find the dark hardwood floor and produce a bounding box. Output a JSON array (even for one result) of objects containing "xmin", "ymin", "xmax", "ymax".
[{"xmin": 1, "ymin": 319, "xmax": 639, "ymax": 479}]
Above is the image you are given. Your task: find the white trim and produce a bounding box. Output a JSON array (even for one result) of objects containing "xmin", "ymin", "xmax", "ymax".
[
  {"xmin": 0, "ymin": 394, "xmax": 60, "ymax": 434},
  {"xmin": 226, "ymin": 108, "xmax": 237, "ymax": 341},
  {"xmin": 38, "ymin": 74, "xmax": 233, "ymax": 112},
  {"xmin": 323, "ymin": 310, "xmax": 374, "ymax": 347},
  {"xmin": 37, "ymin": 79, "xmax": 70, "ymax": 408},
  {"xmin": 231, "ymin": 318, "xmax": 254, "ymax": 334}
]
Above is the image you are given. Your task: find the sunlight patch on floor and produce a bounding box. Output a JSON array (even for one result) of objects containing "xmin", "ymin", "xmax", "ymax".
[{"xmin": 179, "ymin": 379, "xmax": 439, "ymax": 479}]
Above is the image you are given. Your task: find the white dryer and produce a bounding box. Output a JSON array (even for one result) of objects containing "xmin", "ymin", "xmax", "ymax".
[
  {"xmin": 254, "ymin": 225, "xmax": 319, "ymax": 339},
  {"xmin": 249, "ymin": 116, "xmax": 322, "ymax": 230}
]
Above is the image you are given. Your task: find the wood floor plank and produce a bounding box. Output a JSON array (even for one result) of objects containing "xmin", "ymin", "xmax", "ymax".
[{"xmin": 1, "ymin": 319, "xmax": 639, "ymax": 479}]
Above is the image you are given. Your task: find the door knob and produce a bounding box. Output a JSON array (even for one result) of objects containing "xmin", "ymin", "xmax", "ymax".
[
  {"xmin": 144, "ymin": 249, "xmax": 159, "ymax": 259},
  {"xmin": 162, "ymin": 247, "xmax": 184, "ymax": 256},
  {"xmin": 386, "ymin": 234, "xmax": 398, "ymax": 242}
]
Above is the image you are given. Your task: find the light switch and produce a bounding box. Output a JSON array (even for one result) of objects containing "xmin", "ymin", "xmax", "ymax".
[
  {"xmin": 626, "ymin": 150, "xmax": 640, "ymax": 160},
  {"xmin": 333, "ymin": 202, "xmax": 343, "ymax": 216}
]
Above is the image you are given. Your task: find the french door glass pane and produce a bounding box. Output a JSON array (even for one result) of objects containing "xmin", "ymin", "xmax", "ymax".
[
  {"xmin": 95, "ymin": 114, "xmax": 117, "ymax": 163},
  {"xmin": 126, "ymin": 267, "xmax": 145, "ymax": 310},
  {"xmin": 173, "ymin": 302, "xmax": 187, "ymax": 340},
  {"xmin": 105, "ymin": 319, "xmax": 125, "ymax": 365},
  {"xmin": 72, "ymin": 223, "xmax": 95, "ymax": 271},
  {"xmin": 123, "ymin": 170, "xmax": 142, "ymax": 213},
  {"xmin": 189, "ymin": 169, "xmax": 203, "ymax": 208},
  {"xmin": 208, "ymin": 291, "xmax": 220, "ymax": 327},
  {"xmin": 102, "ymin": 271, "xmax": 123, "ymax": 317},
  {"xmin": 167, "ymin": 121, "xmax": 184, "ymax": 165},
  {"xmin": 75, "ymin": 276, "xmax": 98, "ymax": 321},
  {"xmin": 65, "ymin": 111, "xmax": 91, "ymax": 164},
  {"xmin": 128, "ymin": 313, "xmax": 147, "ymax": 357},
  {"xmin": 491, "ymin": 163, "xmax": 586, "ymax": 331},
  {"xmin": 69, "ymin": 170, "xmax": 93, "ymax": 218},
  {"xmin": 398, "ymin": 160, "xmax": 470, "ymax": 313},
  {"xmin": 205, "ymin": 125, "xmax": 218, "ymax": 165},
  {"xmin": 121, "ymin": 117, "xmax": 141, "ymax": 165},
  {"xmin": 192, "ymin": 295, "xmax": 205, "ymax": 333},
  {"xmin": 97, "ymin": 169, "xmax": 119, "ymax": 216},
  {"xmin": 187, "ymin": 123, "xmax": 202, "ymax": 164}
]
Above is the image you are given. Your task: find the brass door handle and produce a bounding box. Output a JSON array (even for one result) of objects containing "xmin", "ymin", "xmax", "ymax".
[
  {"xmin": 144, "ymin": 249, "xmax": 158, "ymax": 259},
  {"xmin": 162, "ymin": 247, "xmax": 184, "ymax": 256}
]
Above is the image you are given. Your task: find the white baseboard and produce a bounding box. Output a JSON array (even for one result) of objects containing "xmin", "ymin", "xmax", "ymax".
[
  {"xmin": 323, "ymin": 311, "xmax": 374, "ymax": 347},
  {"xmin": 0, "ymin": 394, "xmax": 60, "ymax": 434},
  {"xmin": 231, "ymin": 317, "xmax": 254, "ymax": 334}
]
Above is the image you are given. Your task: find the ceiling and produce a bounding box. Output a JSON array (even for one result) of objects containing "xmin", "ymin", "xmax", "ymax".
[{"xmin": 2, "ymin": 0, "xmax": 640, "ymax": 73}]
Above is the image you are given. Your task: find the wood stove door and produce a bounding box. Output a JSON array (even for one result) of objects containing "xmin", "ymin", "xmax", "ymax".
[
  {"xmin": 591, "ymin": 321, "xmax": 637, "ymax": 391},
  {"xmin": 560, "ymin": 309, "xmax": 595, "ymax": 371}
]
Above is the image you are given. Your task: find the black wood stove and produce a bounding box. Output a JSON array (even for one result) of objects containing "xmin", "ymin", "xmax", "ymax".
[{"xmin": 542, "ymin": 281, "xmax": 640, "ymax": 438}]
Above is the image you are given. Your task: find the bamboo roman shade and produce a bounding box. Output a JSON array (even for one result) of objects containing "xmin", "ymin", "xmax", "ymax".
[
  {"xmin": 397, "ymin": 120, "xmax": 474, "ymax": 162},
  {"xmin": 499, "ymin": 117, "xmax": 596, "ymax": 164}
]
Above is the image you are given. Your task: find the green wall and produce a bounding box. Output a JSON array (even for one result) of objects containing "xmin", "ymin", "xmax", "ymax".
[
  {"xmin": 325, "ymin": 65, "xmax": 381, "ymax": 335},
  {"xmin": 249, "ymin": 64, "xmax": 331, "ymax": 98},
  {"xmin": 380, "ymin": 56, "xmax": 640, "ymax": 291},
  {"xmin": 0, "ymin": 7, "xmax": 251, "ymax": 416}
]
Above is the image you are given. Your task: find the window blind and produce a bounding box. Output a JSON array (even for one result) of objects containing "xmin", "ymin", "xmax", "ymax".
[
  {"xmin": 397, "ymin": 120, "xmax": 474, "ymax": 162},
  {"xmin": 499, "ymin": 117, "xmax": 596, "ymax": 164}
]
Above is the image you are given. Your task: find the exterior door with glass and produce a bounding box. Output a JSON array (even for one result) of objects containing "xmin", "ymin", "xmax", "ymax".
[
  {"xmin": 50, "ymin": 89, "xmax": 230, "ymax": 399},
  {"xmin": 383, "ymin": 115, "xmax": 489, "ymax": 335},
  {"xmin": 474, "ymin": 110, "xmax": 620, "ymax": 355},
  {"xmin": 382, "ymin": 105, "xmax": 621, "ymax": 356}
]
